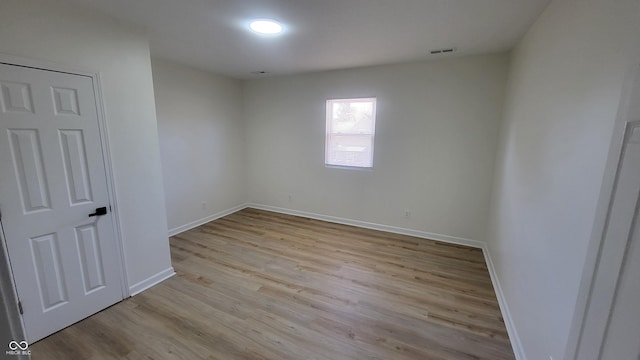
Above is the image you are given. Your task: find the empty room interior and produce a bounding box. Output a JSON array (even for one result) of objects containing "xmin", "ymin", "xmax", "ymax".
[{"xmin": 1, "ymin": 0, "xmax": 640, "ymax": 359}]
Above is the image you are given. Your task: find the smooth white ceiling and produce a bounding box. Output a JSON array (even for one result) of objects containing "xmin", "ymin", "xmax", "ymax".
[{"xmin": 70, "ymin": 0, "xmax": 550, "ymax": 79}]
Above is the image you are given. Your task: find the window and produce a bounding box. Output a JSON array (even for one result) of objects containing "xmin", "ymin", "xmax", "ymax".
[{"xmin": 325, "ymin": 98, "xmax": 377, "ymax": 168}]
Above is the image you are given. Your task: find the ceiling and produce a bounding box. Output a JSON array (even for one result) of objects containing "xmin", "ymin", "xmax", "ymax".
[{"xmin": 70, "ymin": 0, "xmax": 550, "ymax": 79}]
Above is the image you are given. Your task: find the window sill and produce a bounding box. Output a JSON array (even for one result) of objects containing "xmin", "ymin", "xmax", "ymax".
[{"xmin": 324, "ymin": 164, "xmax": 374, "ymax": 171}]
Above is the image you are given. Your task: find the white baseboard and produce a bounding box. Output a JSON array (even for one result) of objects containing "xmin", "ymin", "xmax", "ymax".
[
  {"xmin": 246, "ymin": 203, "xmax": 484, "ymax": 249},
  {"xmin": 168, "ymin": 204, "xmax": 248, "ymax": 237},
  {"xmin": 128, "ymin": 267, "xmax": 175, "ymax": 297},
  {"xmin": 482, "ymin": 245, "xmax": 526, "ymax": 360}
]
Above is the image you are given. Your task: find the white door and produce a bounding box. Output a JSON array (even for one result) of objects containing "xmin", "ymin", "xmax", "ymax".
[
  {"xmin": 599, "ymin": 122, "xmax": 640, "ymax": 360},
  {"xmin": 568, "ymin": 65, "xmax": 640, "ymax": 360},
  {"xmin": 0, "ymin": 63, "xmax": 123, "ymax": 342}
]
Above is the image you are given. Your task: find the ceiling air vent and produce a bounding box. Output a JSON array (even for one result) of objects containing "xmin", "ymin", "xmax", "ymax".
[{"xmin": 430, "ymin": 48, "xmax": 457, "ymax": 55}]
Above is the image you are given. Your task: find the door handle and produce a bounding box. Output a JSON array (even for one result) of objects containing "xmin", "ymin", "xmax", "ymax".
[{"xmin": 88, "ymin": 207, "xmax": 108, "ymax": 217}]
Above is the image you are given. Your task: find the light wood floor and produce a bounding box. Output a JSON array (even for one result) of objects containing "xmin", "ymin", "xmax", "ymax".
[{"xmin": 31, "ymin": 208, "xmax": 514, "ymax": 359}]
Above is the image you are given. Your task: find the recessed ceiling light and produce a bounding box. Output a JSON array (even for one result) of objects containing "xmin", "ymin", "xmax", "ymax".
[{"xmin": 249, "ymin": 19, "xmax": 283, "ymax": 35}]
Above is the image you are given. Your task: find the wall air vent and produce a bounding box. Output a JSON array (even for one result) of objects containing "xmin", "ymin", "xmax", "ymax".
[
  {"xmin": 250, "ymin": 71, "xmax": 270, "ymax": 75},
  {"xmin": 430, "ymin": 48, "xmax": 457, "ymax": 55}
]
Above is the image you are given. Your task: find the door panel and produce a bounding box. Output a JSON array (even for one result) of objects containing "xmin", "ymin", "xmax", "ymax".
[
  {"xmin": 75, "ymin": 223, "xmax": 106, "ymax": 294},
  {"xmin": 8, "ymin": 129, "xmax": 51, "ymax": 212},
  {"xmin": 59, "ymin": 129, "xmax": 94, "ymax": 205},
  {"xmin": 0, "ymin": 63, "xmax": 123, "ymax": 342},
  {"xmin": 31, "ymin": 232, "xmax": 68, "ymax": 310},
  {"xmin": 0, "ymin": 81, "xmax": 34, "ymax": 113}
]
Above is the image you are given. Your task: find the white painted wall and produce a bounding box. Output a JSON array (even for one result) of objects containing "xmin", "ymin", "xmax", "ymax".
[
  {"xmin": 0, "ymin": 0, "xmax": 173, "ymax": 291},
  {"xmin": 486, "ymin": 0, "xmax": 640, "ymax": 358},
  {"xmin": 244, "ymin": 54, "xmax": 508, "ymax": 242},
  {"xmin": 152, "ymin": 59, "xmax": 247, "ymax": 232}
]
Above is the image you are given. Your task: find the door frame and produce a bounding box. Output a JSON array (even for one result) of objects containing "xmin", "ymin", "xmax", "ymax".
[
  {"xmin": 0, "ymin": 54, "xmax": 130, "ymax": 333},
  {"xmin": 0, "ymin": 220, "xmax": 25, "ymax": 347},
  {"xmin": 564, "ymin": 63, "xmax": 640, "ymax": 359}
]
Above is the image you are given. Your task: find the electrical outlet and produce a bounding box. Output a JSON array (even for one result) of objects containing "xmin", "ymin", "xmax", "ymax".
[
  {"xmin": 201, "ymin": 202, "xmax": 207, "ymax": 210},
  {"xmin": 288, "ymin": 194, "xmax": 293, "ymax": 203},
  {"xmin": 403, "ymin": 210, "xmax": 411, "ymax": 219}
]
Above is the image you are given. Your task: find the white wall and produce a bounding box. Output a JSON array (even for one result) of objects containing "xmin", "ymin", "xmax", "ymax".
[
  {"xmin": 152, "ymin": 59, "xmax": 246, "ymax": 232},
  {"xmin": 244, "ymin": 54, "xmax": 508, "ymax": 242},
  {"xmin": 486, "ymin": 0, "xmax": 640, "ymax": 358},
  {"xmin": 0, "ymin": 0, "xmax": 172, "ymax": 291}
]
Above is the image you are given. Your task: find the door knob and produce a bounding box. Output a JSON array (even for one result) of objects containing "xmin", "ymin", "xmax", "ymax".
[{"xmin": 88, "ymin": 207, "xmax": 107, "ymax": 217}]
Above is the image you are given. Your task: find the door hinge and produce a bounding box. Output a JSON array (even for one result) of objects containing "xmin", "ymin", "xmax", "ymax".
[{"xmin": 18, "ymin": 301, "xmax": 23, "ymax": 315}]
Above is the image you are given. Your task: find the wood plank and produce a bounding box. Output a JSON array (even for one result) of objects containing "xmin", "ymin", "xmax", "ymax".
[{"xmin": 31, "ymin": 208, "xmax": 514, "ymax": 359}]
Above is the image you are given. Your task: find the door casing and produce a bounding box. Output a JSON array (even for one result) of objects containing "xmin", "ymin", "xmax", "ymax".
[
  {"xmin": 0, "ymin": 53, "xmax": 129, "ymax": 339},
  {"xmin": 0, "ymin": 220, "xmax": 24, "ymax": 348}
]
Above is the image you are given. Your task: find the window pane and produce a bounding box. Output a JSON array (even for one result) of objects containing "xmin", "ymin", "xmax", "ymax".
[
  {"xmin": 330, "ymin": 99, "xmax": 375, "ymax": 135},
  {"xmin": 326, "ymin": 134, "xmax": 374, "ymax": 168}
]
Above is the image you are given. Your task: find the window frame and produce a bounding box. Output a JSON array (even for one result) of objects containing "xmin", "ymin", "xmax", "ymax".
[{"xmin": 325, "ymin": 97, "xmax": 377, "ymax": 169}]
